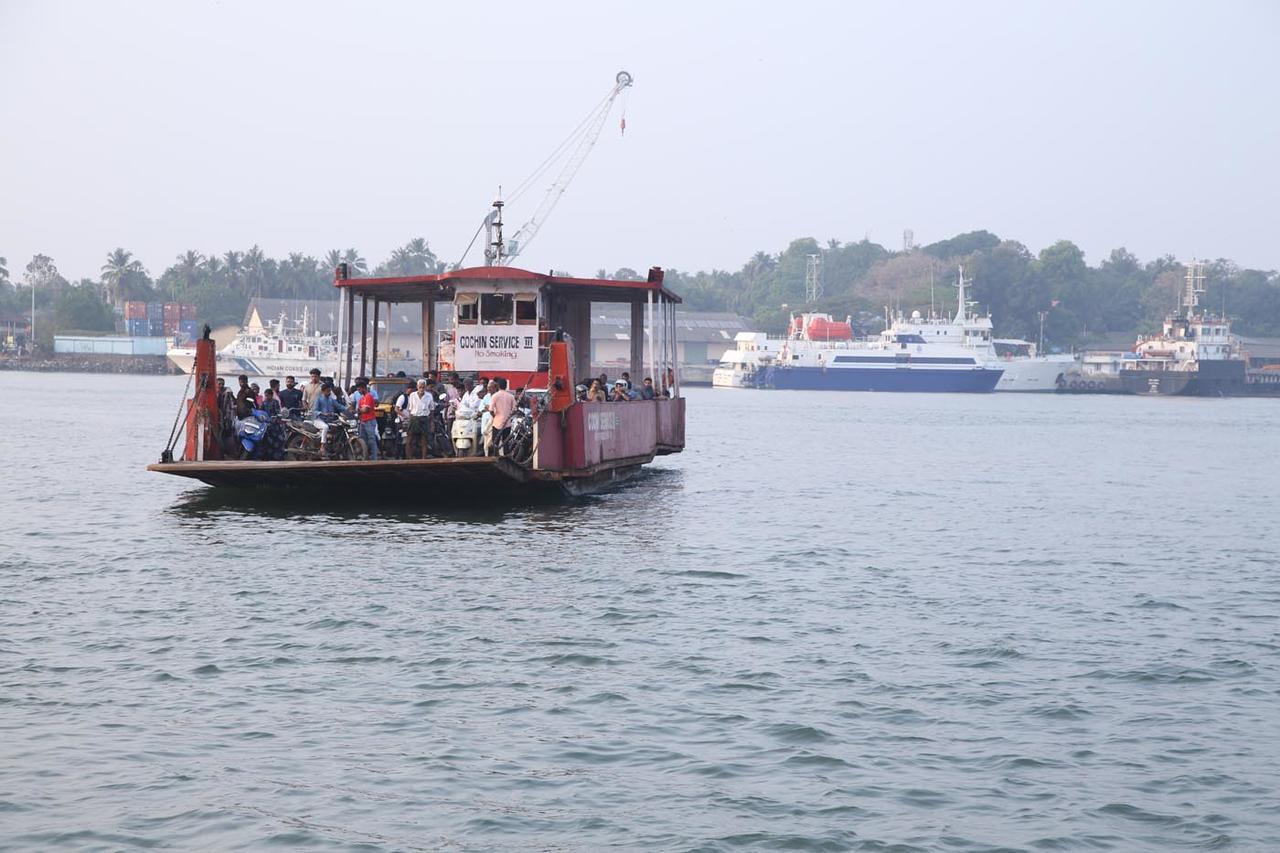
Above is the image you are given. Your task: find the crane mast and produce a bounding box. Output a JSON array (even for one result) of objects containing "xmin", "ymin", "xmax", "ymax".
[{"xmin": 468, "ymin": 71, "xmax": 633, "ymax": 268}]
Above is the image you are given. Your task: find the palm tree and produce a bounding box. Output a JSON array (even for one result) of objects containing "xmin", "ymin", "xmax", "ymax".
[
  {"xmin": 101, "ymin": 248, "xmax": 144, "ymax": 305},
  {"xmin": 174, "ymin": 250, "xmax": 204, "ymax": 297},
  {"xmin": 401, "ymin": 238, "xmax": 440, "ymax": 274},
  {"xmin": 222, "ymin": 250, "xmax": 245, "ymax": 295},
  {"xmin": 285, "ymin": 252, "xmax": 308, "ymax": 299},
  {"xmin": 0, "ymin": 256, "xmax": 9, "ymax": 287},
  {"xmin": 744, "ymin": 250, "xmax": 776, "ymax": 284},
  {"xmin": 324, "ymin": 249, "xmax": 342, "ymax": 272},
  {"xmin": 243, "ymin": 245, "xmax": 266, "ymax": 297},
  {"xmin": 203, "ymin": 255, "xmax": 224, "ymax": 286},
  {"xmin": 341, "ymin": 248, "xmax": 368, "ymax": 274}
]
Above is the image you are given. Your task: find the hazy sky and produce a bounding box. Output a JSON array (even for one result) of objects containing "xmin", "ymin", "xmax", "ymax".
[{"xmin": 3, "ymin": 0, "xmax": 1278, "ymax": 283}]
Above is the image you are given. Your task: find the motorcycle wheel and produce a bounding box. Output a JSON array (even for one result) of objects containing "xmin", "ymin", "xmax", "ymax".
[
  {"xmin": 285, "ymin": 433, "xmax": 313, "ymax": 462},
  {"xmin": 348, "ymin": 437, "xmax": 368, "ymax": 461}
]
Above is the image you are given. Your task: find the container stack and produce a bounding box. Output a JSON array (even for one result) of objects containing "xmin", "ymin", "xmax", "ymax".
[
  {"xmin": 179, "ymin": 303, "xmax": 199, "ymax": 342},
  {"xmin": 162, "ymin": 303, "xmax": 181, "ymax": 336},
  {"xmin": 124, "ymin": 301, "xmax": 148, "ymax": 337},
  {"xmin": 147, "ymin": 302, "xmax": 164, "ymax": 337}
]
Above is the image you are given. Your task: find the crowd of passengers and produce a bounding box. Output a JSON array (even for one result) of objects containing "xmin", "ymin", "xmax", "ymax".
[{"xmin": 212, "ymin": 366, "xmax": 677, "ymax": 461}]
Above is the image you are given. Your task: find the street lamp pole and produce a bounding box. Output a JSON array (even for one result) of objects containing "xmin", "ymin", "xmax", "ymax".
[
  {"xmin": 30, "ymin": 278, "xmax": 35, "ymax": 354},
  {"xmin": 1038, "ymin": 310, "xmax": 1048, "ymax": 354}
]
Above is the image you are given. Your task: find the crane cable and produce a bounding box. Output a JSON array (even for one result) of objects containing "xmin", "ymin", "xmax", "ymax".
[{"xmin": 454, "ymin": 74, "xmax": 630, "ymax": 269}]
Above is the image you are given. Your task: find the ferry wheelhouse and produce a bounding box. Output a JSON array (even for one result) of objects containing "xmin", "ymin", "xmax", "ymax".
[{"xmin": 148, "ymin": 261, "xmax": 686, "ymax": 497}]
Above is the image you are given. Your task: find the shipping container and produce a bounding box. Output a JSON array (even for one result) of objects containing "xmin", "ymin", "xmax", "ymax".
[
  {"xmin": 148, "ymin": 319, "xmax": 165, "ymax": 337},
  {"xmin": 163, "ymin": 303, "xmax": 181, "ymax": 321},
  {"xmin": 128, "ymin": 318, "xmax": 149, "ymax": 337},
  {"xmin": 180, "ymin": 303, "xmax": 198, "ymax": 321},
  {"xmin": 114, "ymin": 318, "xmax": 128, "ymax": 335},
  {"xmin": 163, "ymin": 319, "xmax": 179, "ymax": 335},
  {"xmin": 124, "ymin": 301, "xmax": 148, "ymax": 320},
  {"xmin": 146, "ymin": 302, "xmax": 163, "ymax": 320}
]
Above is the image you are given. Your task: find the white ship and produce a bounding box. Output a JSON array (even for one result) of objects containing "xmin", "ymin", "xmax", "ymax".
[
  {"xmin": 167, "ymin": 308, "xmax": 416, "ymax": 378},
  {"xmin": 712, "ymin": 332, "xmax": 781, "ymax": 388},
  {"xmin": 712, "ymin": 267, "xmax": 1075, "ymax": 392}
]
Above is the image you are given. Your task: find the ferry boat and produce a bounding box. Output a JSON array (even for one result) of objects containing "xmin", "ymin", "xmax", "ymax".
[
  {"xmin": 1118, "ymin": 261, "xmax": 1280, "ymax": 397},
  {"xmin": 166, "ymin": 307, "xmax": 417, "ymax": 378},
  {"xmin": 148, "ymin": 238, "xmax": 686, "ymax": 497}
]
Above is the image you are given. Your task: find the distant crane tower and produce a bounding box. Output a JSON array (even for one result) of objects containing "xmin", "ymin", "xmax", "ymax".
[
  {"xmin": 805, "ymin": 254, "xmax": 823, "ymax": 303},
  {"xmin": 903, "ymin": 228, "xmax": 916, "ymax": 253}
]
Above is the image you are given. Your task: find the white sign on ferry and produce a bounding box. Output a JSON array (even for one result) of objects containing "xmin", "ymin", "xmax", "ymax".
[{"xmin": 454, "ymin": 332, "xmax": 537, "ymax": 372}]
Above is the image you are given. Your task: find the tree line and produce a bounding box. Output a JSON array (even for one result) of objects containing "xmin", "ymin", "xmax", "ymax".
[
  {"xmin": 2, "ymin": 230, "xmax": 1278, "ymax": 350},
  {"xmin": 661, "ymin": 231, "xmax": 1280, "ymax": 347},
  {"xmin": 0, "ymin": 240, "xmax": 446, "ymax": 346}
]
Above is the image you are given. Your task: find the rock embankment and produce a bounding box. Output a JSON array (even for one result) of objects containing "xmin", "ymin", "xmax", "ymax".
[{"xmin": 0, "ymin": 354, "xmax": 178, "ymax": 375}]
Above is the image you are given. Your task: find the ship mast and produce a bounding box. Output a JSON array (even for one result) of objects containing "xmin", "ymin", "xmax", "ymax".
[
  {"xmin": 1182, "ymin": 259, "xmax": 1206, "ymax": 317},
  {"xmin": 483, "ymin": 197, "xmax": 506, "ymax": 266},
  {"xmin": 953, "ymin": 265, "xmax": 968, "ymax": 324}
]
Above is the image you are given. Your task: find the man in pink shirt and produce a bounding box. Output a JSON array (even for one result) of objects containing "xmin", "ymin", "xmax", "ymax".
[{"xmin": 486, "ymin": 377, "xmax": 516, "ymax": 457}]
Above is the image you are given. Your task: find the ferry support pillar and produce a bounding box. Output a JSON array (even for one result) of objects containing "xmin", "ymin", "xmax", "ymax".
[
  {"xmin": 359, "ymin": 295, "xmax": 368, "ymax": 379},
  {"xmin": 371, "ymin": 298, "xmax": 380, "ymax": 378},
  {"xmin": 344, "ymin": 290, "xmax": 355, "ymax": 390},
  {"xmin": 423, "ymin": 299, "xmax": 435, "ymax": 372},
  {"xmin": 630, "ymin": 300, "xmax": 644, "ymax": 382}
]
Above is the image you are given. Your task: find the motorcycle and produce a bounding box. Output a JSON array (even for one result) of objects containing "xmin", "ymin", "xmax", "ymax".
[
  {"xmin": 284, "ymin": 412, "xmax": 368, "ymax": 461},
  {"xmin": 497, "ymin": 401, "xmax": 535, "ymax": 465},
  {"xmin": 427, "ymin": 392, "xmax": 455, "ymax": 457},
  {"xmin": 377, "ymin": 411, "xmax": 407, "ymax": 460},
  {"xmin": 451, "ymin": 402, "xmax": 483, "ymax": 456},
  {"xmin": 235, "ymin": 409, "xmax": 271, "ymax": 459}
]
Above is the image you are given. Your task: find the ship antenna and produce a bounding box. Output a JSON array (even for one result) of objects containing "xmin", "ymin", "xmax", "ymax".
[{"xmin": 953, "ymin": 264, "xmax": 967, "ymax": 323}]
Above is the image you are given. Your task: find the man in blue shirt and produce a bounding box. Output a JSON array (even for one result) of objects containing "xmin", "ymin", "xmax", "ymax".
[{"xmin": 310, "ymin": 383, "xmax": 345, "ymax": 456}]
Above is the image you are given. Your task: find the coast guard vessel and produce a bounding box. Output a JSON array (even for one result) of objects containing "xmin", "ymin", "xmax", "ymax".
[{"xmin": 165, "ymin": 307, "xmax": 417, "ymax": 378}]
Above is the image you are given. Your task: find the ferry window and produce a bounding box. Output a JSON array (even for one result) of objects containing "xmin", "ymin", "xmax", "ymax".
[
  {"xmin": 515, "ymin": 294, "xmax": 537, "ymax": 325},
  {"xmin": 457, "ymin": 294, "xmax": 479, "ymax": 325},
  {"xmin": 481, "ymin": 293, "xmax": 513, "ymax": 325}
]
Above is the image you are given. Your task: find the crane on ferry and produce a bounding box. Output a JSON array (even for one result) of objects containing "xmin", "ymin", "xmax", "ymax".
[{"xmin": 456, "ymin": 71, "xmax": 634, "ymax": 268}]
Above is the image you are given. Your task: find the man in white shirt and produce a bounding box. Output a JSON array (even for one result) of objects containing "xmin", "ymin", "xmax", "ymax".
[
  {"xmin": 301, "ymin": 367, "xmax": 324, "ymax": 410},
  {"xmin": 404, "ymin": 379, "xmax": 435, "ymax": 459}
]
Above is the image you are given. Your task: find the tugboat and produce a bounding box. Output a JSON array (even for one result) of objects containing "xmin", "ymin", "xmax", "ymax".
[
  {"xmin": 148, "ymin": 205, "xmax": 686, "ymax": 498},
  {"xmin": 1119, "ymin": 260, "xmax": 1280, "ymax": 397}
]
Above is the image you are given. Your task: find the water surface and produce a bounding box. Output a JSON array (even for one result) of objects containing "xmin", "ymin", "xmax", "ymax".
[{"xmin": 2, "ymin": 372, "xmax": 1278, "ymax": 850}]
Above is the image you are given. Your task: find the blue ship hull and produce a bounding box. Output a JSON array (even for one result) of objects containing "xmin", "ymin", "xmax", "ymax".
[{"xmin": 762, "ymin": 365, "xmax": 1002, "ymax": 392}]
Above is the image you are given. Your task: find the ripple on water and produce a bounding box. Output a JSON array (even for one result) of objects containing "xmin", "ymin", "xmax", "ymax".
[{"xmin": 3, "ymin": 379, "xmax": 1280, "ymax": 851}]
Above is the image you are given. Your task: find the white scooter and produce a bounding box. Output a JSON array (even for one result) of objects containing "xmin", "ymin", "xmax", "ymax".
[{"xmin": 451, "ymin": 403, "xmax": 483, "ymax": 456}]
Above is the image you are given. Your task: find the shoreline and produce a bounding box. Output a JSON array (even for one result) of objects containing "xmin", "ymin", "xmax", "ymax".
[{"xmin": 0, "ymin": 354, "xmax": 177, "ymax": 375}]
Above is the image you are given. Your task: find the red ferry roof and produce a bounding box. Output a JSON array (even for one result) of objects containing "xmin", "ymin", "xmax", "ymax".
[{"xmin": 332, "ymin": 265, "xmax": 681, "ymax": 304}]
